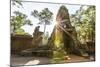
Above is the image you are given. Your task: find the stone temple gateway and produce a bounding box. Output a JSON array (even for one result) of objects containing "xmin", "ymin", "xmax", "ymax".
[{"xmin": 47, "ymin": 5, "xmax": 88, "ymax": 58}]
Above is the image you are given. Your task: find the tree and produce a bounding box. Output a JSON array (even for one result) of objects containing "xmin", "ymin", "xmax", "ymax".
[
  {"xmin": 11, "ymin": 0, "xmax": 22, "ymax": 7},
  {"xmin": 31, "ymin": 8, "xmax": 53, "ymax": 35},
  {"xmin": 11, "ymin": 11, "xmax": 33, "ymax": 35},
  {"xmin": 70, "ymin": 6, "xmax": 95, "ymax": 43},
  {"xmin": 31, "ymin": 8, "xmax": 53, "ymax": 45}
]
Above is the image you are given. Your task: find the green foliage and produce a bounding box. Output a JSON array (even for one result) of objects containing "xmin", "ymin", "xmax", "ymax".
[
  {"xmin": 70, "ymin": 6, "xmax": 95, "ymax": 43},
  {"xmin": 53, "ymin": 50, "xmax": 66, "ymax": 58},
  {"xmin": 11, "ymin": 11, "xmax": 33, "ymax": 34},
  {"xmin": 51, "ymin": 50, "xmax": 66, "ymax": 63},
  {"xmin": 11, "ymin": 0, "xmax": 22, "ymax": 6},
  {"xmin": 31, "ymin": 8, "xmax": 53, "ymax": 25},
  {"xmin": 15, "ymin": 28, "xmax": 29, "ymax": 35}
]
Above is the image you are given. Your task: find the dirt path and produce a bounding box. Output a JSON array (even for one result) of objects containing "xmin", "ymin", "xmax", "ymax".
[
  {"xmin": 11, "ymin": 55, "xmax": 94, "ymax": 67},
  {"xmin": 11, "ymin": 55, "xmax": 51, "ymax": 67}
]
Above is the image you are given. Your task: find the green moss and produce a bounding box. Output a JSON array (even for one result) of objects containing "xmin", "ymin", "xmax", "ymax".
[{"xmin": 51, "ymin": 50, "xmax": 67, "ymax": 63}]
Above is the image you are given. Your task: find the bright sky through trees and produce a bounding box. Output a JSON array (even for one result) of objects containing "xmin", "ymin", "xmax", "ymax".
[{"xmin": 11, "ymin": 1, "xmax": 88, "ymax": 36}]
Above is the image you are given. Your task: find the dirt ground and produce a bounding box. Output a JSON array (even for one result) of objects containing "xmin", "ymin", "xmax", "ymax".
[{"xmin": 10, "ymin": 55, "xmax": 94, "ymax": 67}]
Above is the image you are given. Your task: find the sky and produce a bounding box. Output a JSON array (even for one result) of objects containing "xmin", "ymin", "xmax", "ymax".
[{"xmin": 11, "ymin": 1, "xmax": 84, "ymax": 36}]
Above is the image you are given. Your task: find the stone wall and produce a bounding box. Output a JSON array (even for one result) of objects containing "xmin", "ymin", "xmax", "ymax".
[{"xmin": 11, "ymin": 35, "xmax": 34, "ymax": 54}]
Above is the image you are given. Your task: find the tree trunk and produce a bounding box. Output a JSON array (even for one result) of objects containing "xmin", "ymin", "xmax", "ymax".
[
  {"xmin": 42, "ymin": 22, "xmax": 46, "ymax": 45},
  {"xmin": 43, "ymin": 22, "xmax": 46, "ymax": 34}
]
